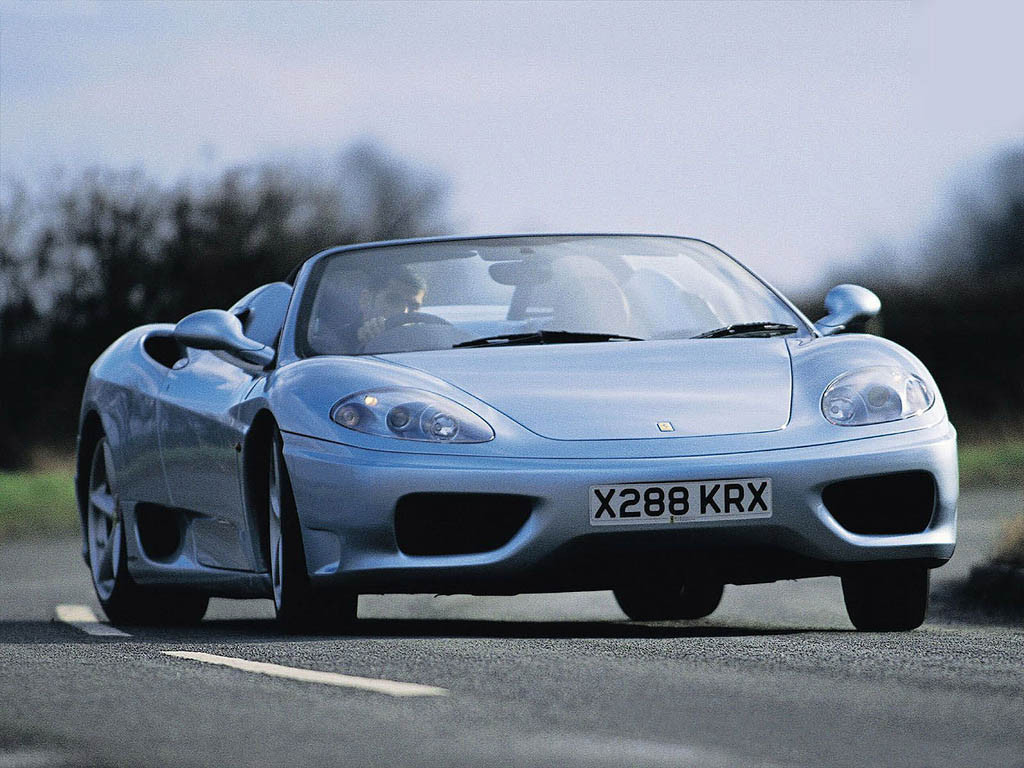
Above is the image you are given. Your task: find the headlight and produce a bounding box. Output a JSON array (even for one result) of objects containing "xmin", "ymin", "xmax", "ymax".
[
  {"xmin": 821, "ymin": 366, "xmax": 934, "ymax": 426},
  {"xmin": 331, "ymin": 388, "xmax": 494, "ymax": 443}
]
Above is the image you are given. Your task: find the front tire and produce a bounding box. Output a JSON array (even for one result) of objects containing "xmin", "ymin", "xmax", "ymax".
[
  {"xmin": 85, "ymin": 436, "xmax": 208, "ymax": 625},
  {"xmin": 268, "ymin": 429, "xmax": 356, "ymax": 632},
  {"xmin": 614, "ymin": 577, "xmax": 724, "ymax": 621},
  {"xmin": 841, "ymin": 564, "xmax": 930, "ymax": 631}
]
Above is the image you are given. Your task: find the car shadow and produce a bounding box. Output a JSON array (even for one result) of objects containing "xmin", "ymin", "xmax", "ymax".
[
  {"xmin": 145, "ymin": 616, "xmax": 826, "ymax": 643},
  {"xmin": 4, "ymin": 616, "xmax": 847, "ymax": 647}
]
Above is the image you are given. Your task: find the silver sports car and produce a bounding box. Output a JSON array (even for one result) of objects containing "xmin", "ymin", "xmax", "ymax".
[{"xmin": 77, "ymin": 234, "xmax": 957, "ymax": 631}]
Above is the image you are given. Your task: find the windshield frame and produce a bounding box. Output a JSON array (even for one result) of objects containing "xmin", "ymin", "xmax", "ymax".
[{"xmin": 281, "ymin": 233, "xmax": 817, "ymax": 362}]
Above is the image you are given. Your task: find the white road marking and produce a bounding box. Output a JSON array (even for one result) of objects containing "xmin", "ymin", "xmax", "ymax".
[
  {"xmin": 163, "ymin": 651, "xmax": 448, "ymax": 697},
  {"xmin": 53, "ymin": 604, "xmax": 130, "ymax": 637},
  {"xmin": 0, "ymin": 749, "xmax": 70, "ymax": 768}
]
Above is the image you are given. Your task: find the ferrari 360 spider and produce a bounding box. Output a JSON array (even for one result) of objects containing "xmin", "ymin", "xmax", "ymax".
[{"xmin": 77, "ymin": 234, "xmax": 957, "ymax": 631}]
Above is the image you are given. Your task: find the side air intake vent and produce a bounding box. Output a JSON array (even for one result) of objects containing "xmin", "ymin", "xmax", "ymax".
[
  {"xmin": 395, "ymin": 493, "xmax": 532, "ymax": 556},
  {"xmin": 135, "ymin": 503, "xmax": 184, "ymax": 560},
  {"xmin": 822, "ymin": 471, "xmax": 936, "ymax": 535}
]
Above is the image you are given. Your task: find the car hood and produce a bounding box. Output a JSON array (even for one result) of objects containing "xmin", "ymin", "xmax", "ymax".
[{"xmin": 382, "ymin": 339, "xmax": 793, "ymax": 440}]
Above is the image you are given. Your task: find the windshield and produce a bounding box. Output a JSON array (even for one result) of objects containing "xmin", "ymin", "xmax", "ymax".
[{"xmin": 296, "ymin": 235, "xmax": 806, "ymax": 356}]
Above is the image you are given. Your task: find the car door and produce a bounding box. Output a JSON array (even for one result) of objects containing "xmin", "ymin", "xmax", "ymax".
[
  {"xmin": 157, "ymin": 282, "xmax": 293, "ymax": 572},
  {"xmin": 157, "ymin": 348, "xmax": 259, "ymax": 570}
]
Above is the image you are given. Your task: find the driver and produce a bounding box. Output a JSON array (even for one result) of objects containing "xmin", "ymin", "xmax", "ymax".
[{"xmin": 353, "ymin": 266, "xmax": 427, "ymax": 348}]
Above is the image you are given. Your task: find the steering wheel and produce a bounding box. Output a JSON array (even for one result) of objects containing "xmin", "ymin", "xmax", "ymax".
[
  {"xmin": 384, "ymin": 311, "xmax": 451, "ymax": 329},
  {"xmin": 358, "ymin": 311, "xmax": 454, "ymax": 354}
]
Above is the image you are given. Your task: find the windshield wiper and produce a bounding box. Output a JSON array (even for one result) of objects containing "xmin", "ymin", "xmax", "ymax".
[
  {"xmin": 693, "ymin": 322, "xmax": 799, "ymax": 339},
  {"xmin": 454, "ymin": 330, "xmax": 643, "ymax": 349}
]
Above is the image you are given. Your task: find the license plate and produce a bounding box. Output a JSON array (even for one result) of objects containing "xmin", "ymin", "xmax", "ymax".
[{"xmin": 589, "ymin": 477, "xmax": 772, "ymax": 526}]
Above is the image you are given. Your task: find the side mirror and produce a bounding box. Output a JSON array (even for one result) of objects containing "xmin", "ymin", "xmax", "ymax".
[
  {"xmin": 814, "ymin": 284, "xmax": 881, "ymax": 336},
  {"xmin": 173, "ymin": 309, "xmax": 274, "ymax": 367}
]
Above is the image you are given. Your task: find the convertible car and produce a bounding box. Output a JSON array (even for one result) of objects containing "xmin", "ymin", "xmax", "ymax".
[{"xmin": 77, "ymin": 234, "xmax": 957, "ymax": 631}]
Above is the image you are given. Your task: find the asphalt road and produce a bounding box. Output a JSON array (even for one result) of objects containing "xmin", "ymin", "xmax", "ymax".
[{"xmin": 1, "ymin": 487, "xmax": 1022, "ymax": 768}]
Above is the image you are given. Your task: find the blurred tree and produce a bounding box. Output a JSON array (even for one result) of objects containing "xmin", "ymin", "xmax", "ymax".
[
  {"xmin": 803, "ymin": 143, "xmax": 1024, "ymax": 439},
  {"xmin": 943, "ymin": 146, "xmax": 1023, "ymax": 280},
  {"xmin": 0, "ymin": 141, "xmax": 450, "ymax": 469},
  {"xmin": 0, "ymin": 181, "xmax": 46, "ymax": 468}
]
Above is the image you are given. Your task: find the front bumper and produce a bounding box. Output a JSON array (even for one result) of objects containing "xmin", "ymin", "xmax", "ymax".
[{"xmin": 282, "ymin": 422, "xmax": 958, "ymax": 593}]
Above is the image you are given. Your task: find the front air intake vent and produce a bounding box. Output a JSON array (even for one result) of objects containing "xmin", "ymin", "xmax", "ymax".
[
  {"xmin": 822, "ymin": 471, "xmax": 936, "ymax": 535},
  {"xmin": 395, "ymin": 493, "xmax": 532, "ymax": 556}
]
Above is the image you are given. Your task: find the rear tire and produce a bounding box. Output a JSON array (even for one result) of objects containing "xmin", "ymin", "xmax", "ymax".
[
  {"xmin": 269, "ymin": 428, "xmax": 356, "ymax": 632},
  {"xmin": 841, "ymin": 564, "xmax": 930, "ymax": 631},
  {"xmin": 614, "ymin": 577, "xmax": 724, "ymax": 621},
  {"xmin": 84, "ymin": 435, "xmax": 208, "ymax": 625}
]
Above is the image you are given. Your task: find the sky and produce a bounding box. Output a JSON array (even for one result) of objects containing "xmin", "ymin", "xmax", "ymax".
[{"xmin": 1, "ymin": 0, "xmax": 1022, "ymax": 293}]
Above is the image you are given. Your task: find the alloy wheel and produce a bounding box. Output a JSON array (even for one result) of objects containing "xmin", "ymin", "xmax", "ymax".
[{"xmin": 87, "ymin": 438, "xmax": 121, "ymax": 602}]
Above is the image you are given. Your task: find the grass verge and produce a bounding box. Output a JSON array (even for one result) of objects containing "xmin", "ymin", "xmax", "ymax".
[
  {"xmin": 958, "ymin": 441, "xmax": 1024, "ymax": 487},
  {"xmin": 0, "ymin": 469, "xmax": 78, "ymax": 540}
]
